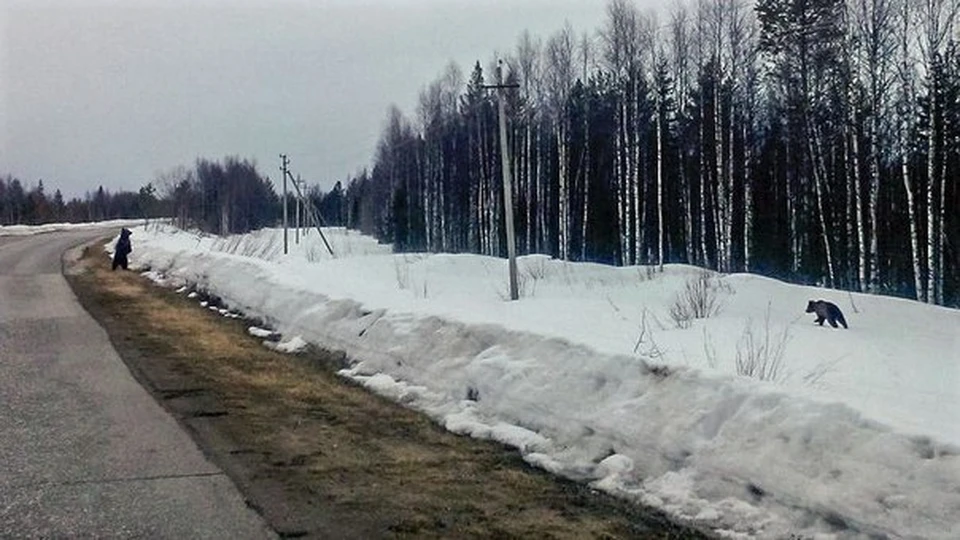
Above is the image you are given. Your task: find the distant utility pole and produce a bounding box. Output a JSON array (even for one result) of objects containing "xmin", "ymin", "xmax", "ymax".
[
  {"xmin": 299, "ymin": 177, "xmax": 308, "ymax": 240},
  {"xmin": 483, "ymin": 60, "xmax": 521, "ymax": 301},
  {"xmin": 281, "ymin": 160, "xmax": 335, "ymax": 257},
  {"xmin": 295, "ymin": 174, "xmax": 302, "ymax": 244},
  {"xmin": 279, "ymin": 154, "xmax": 290, "ymax": 254}
]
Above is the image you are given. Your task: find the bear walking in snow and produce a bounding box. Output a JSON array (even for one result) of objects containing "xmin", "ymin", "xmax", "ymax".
[
  {"xmin": 112, "ymin": 228, "xmax": 132, "ymax": 271},
  {"xmin": 805, "ymin": 299, "xmax": 848, "ymax": 329}
]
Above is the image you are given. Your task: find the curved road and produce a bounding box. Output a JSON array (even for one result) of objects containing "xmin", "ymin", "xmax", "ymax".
[{"xmin": 0, "ymin": 230, "xmax": 273, "ymax": 538}]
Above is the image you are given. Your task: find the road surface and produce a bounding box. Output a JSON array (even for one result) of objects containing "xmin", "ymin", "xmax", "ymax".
[{"xmin": 0, "ymin": 229, "xmax": 273, "ymax": 538}]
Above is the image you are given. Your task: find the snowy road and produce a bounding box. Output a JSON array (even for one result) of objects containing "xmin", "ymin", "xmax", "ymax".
[{"xmin": 0, "ymin": 230, "xmax": 272, "ymax": 538}]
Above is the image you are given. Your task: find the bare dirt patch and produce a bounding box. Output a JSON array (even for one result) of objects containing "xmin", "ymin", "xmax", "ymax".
[{"xmin": 66, "ymin": 242, "xmax": 709, "ymax": 539}]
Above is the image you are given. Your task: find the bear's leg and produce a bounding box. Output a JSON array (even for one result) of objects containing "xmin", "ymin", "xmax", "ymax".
[
  {"xmin": 827, "ymin": 318, "xmax": 838, "ymax": 328},
  {"xmin": 816, "ymin": 316, "xmax": 825, "ymax": 325}
]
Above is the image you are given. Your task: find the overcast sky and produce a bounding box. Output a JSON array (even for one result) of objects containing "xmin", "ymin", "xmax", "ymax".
[{"xmin": 2, "ymin": 0, "xmax": 662, "ymax": 198}]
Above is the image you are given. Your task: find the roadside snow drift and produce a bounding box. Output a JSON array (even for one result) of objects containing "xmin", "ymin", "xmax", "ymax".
[
  {"xmin": 122, "ymin": 224, "xmax": 959, "ymax": 539},
  {"xmin": 0, "ymin": 219, "xmax": 143, "ymax": 236}
]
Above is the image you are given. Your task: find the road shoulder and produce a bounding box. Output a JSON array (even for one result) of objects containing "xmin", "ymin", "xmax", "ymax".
[{"xmin": 66, "ymin": 241, "xmax": 708, "ymax": 539}]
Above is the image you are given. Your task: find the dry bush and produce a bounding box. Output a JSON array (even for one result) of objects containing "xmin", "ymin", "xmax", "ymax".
[
  {"xmin": 735, "ymin": 304, "xmax": 791, "ymax": 382},
  {"xmin": 669, "ymin": 271, "xmax": 730, "ymax": 329},
  {"xmin": 521, "ymin": 257, "xmax": 550, "ymax": 281},
  {"xmin": 496, "ymin": 272, "xmax": 530, "ymax": 300}
]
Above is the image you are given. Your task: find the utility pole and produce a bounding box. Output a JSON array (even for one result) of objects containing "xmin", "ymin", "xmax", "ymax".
[
  {"xmin": 283, "ymin": 164, "xmax": 335, "ymax": 257},
  {"xmin": 295, "ymin": 174, "xmax": 302, "ymax": 244},
  {"xmin": 483, "ymin": 60, "xmax": 521, "ymax": 301},
  {"xmin": 300, "ymin": 177, "xmax": 308, "ymax": 240},
  {"xmin": 280, "ymin": 154, "xmax": 290, "ymax": 254}
]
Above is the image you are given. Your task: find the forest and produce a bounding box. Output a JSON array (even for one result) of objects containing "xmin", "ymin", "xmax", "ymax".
[
  {"xmin": 3, "ymin": 0, "xmax": 957, "ymax": 307},
  {"xmin": 0, "ymin": 157, "xmax": 342, "ymax": 239},
  {"xmin": 341, "ymin": 0, "xmax": 960, "ymax": 307},
  {"xmin": 0, "ymin": 175, "xmax": 160, "ymax": 225}
]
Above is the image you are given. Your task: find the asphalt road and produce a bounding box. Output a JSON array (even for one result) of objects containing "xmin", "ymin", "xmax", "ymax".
[{"xmin": 0, "ymin": 230, "xmax": 273, "ymax": 538}]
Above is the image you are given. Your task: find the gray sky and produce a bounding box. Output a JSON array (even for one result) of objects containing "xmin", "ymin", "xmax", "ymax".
[{"xmin": 1, "ymin": 0, "xmax": 659, "ymax": 198}]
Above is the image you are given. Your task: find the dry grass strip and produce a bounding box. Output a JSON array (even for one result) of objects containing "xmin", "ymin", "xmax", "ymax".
[{"xmin": 67, "ymin": 242, "xmax": 708, "ymax": 540}]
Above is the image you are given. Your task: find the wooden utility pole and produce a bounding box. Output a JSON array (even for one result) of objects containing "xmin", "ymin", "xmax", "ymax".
[
  {"xmin": 483, "ymin": 60, "xmax": 521, "ymax": 301},
  {"xmin": 280, "ymin": 154, "xmax": 290, "ymax": 254}
]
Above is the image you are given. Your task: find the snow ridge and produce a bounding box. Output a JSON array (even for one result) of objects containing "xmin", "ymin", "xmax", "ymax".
[{"xmin": 127, "ymin": 225, "xmax": 960, "ymax": 539}]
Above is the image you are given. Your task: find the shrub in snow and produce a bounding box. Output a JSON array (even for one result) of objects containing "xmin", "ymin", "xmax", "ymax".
[
  {"xmin": 520, "ymin": 256, "xmax": 550, "ymax": 281},
  {"xmin": 735, "ymin": 304, "xmax": 791, "ymax": 382},
  {"xmin": 496, "ymin": 271, "xmax": 532, "ymax": 300},
  {"xmin": 669, "ymin": 271, "xmax": 731, "ymax": 328}
]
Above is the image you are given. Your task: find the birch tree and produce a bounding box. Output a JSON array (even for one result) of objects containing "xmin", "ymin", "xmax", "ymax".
[
  {"xmin": 646, "ymin": 14, "xmax": 669, "ymax": 270},
  {"xmin": 669, "ymin": 5, "xmax": 696, "ymax": 264},
  {"xmin": 578, "ymin": 32, "xmax": 594, "ymax": 261},
  {"xmin": 601, "ymin": 0, "xmax": 642, "ymax": 265},
  {"xmin": 758, "ymin": 0, "xmax": 846, "ymax": 285},
  {"xmin": 545, "ymin": 24, "xmax": 577, "ymax": 260},
  {"xmin": 855, "ymin": 0, "xmax": 898, "ymax": 292},
  {"xmin": 917, "ymin": 0, "xmax": 959, "ymax": 303},
  {"xmin": 515, "ymin": 31, "xmax": 543, "ymax": 254}
]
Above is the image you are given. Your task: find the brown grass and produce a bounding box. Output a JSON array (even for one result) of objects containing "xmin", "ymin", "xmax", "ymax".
[{"xmin": 67, "ymin": 242, "xmax": 708, "ymax": 540}]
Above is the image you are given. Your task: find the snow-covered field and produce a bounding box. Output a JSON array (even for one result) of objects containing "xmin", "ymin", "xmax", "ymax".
[{"xmin": 63, "ymin": 223, "xmax": 960, "ymax": 537}]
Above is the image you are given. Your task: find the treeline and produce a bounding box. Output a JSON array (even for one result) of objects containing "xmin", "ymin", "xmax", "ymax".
[
  {"xmin": 0, "ymin": 175, "xmax": 163, "ymax": 225},
  {"xmin": 1, "ymin": 156, "xmax": 349, "ymax": 235},
  {"xmin": 158, "ymin": 156, "xmax": 345, "ymax": 234},
  {"xmin": 159, "ymin": 157, "xmax": 277, "ymax": 234},
  {"xmin": 341, "ymin": 0, "xmax": 960, "ymax": 306}
]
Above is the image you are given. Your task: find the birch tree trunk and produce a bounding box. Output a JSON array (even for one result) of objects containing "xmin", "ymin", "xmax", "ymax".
[
  {"xmin": 670, "ymin": 6, "xmax": 695, "ymax": 264},
  {"xmin": 699, "ymin": 89, "xmax": 710, "ymax": 268},
  {"xmin": 927, "ymin": 85, "xmax": 938, "ymax": 302},
  {"xmin": 557, "ymin": 121, "xmax": 568, "ymax": 260},
  {"xmin": 580, "ymin": 89, "xmax": 591, "ymax": 261},
  {"xmin": 851, "ymin": 107, "xmax": 867, "ymax": 291},
  {"xmin": 714, "ymin": 69, "xmax": 726, "ymax": 272},
  {"xmin": 631, "ymin": 78, "xmax": 641, "ymax": 265},
  {"xmin": 901, "ymin": 123, "xmax": 924, "ymax": 301},
  {"xmin": 525, "ymin": 123, "xmax": 533, "ymax": 253},
  {"xmin": 617, "ymin": 98, "xmax": 627, "ymax": 264},
  {"xmin": 786, "ymin": 141, "xmax": 799, "ymax": 274},
  {"xmin": 743, "ymin": 122, "xmax": 753, "ymax": 272},
  {"xmin": 810, "ymin": 125, "xmax": 837, "ymax": 286},
  {"xmin": 656, "ymin": 88, "xmax": 664, "ymax": 270},
  {"xmin": 918, "ymin": 0, "xmax": 959, "ymax": 303},
  {"xmin": 868, "ymin": 119, "xmax": 881, "ymax": 292},
  {"xmin": 624, "ymin": 95, "xmax": 636, "ymax": 265}
]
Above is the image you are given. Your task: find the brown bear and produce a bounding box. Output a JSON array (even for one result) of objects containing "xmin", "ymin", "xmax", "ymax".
[
  {"xmin": 112, "ymin": 228, "xmax": 132, "ymax": 271},
  {"xmin": 805, "ymin": 299, "xmax": 848, "ymax": 329}
]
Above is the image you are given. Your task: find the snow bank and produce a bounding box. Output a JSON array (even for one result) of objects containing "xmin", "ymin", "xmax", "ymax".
[
  {"xmin": 0, "ymin": 219, "xmax": 144, "ymax": 236},
  {"xmin": 126, "ymin": 224, "xmax": 960, "ymax": 539}
]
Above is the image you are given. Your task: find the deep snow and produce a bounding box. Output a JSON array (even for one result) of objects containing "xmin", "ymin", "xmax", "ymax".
[{"xmin": 11, "ymin": 222, "xmax": 955, "ymax": 538}]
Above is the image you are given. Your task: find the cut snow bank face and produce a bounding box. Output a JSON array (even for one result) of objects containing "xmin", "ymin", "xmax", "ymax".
[{"xmin": 126, "ymin": 224, "xmax": 960, "ymax": 539}]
